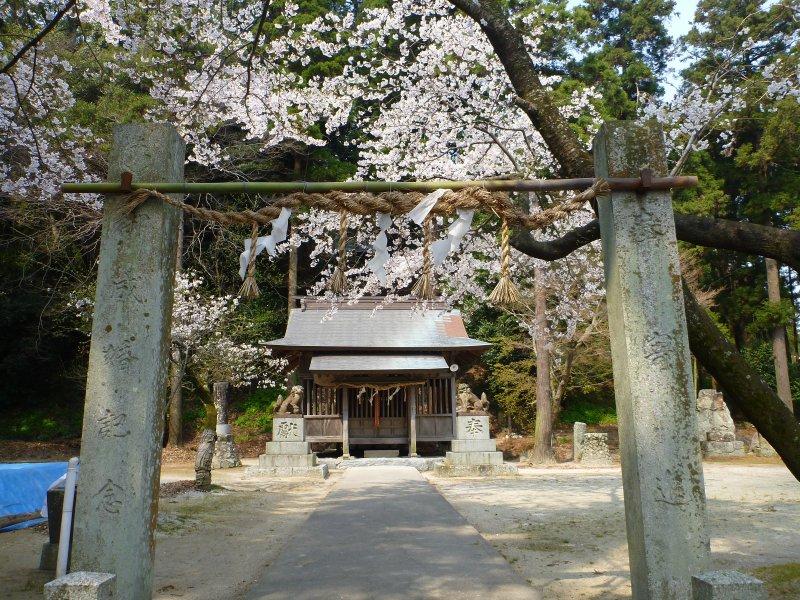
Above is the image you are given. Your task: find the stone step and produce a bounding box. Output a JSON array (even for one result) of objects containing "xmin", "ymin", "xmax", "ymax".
[
  {"xmin": 265, "ymin": 441, "xmax": 311, "ymax": 455},
  {"xmin": 450, "ymin": 439, "xmax": 497, "ymax": 452},
  {"xmin": 364, "ymin": 449, "xmax": 400, "ymax": 458},
  {"xmin": 245, "ymin": 465, "xmax": 329, "ymax": 479},
  {"xmin": 434, "ymin": 463, "xmax": 518, "ymax": 477},
  {"xmin": 445, "ymin": 451, "xmax": 503, "ymax": 466},
  {"xmin": 258, "ymin": 453, "xmax": 317, "ymax": 468}
]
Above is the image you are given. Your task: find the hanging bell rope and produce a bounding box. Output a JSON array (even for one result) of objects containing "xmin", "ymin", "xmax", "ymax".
[
  {"xmin": 329, "ymin": 211, "xmax": 349, "ymax": 294},
  {"xmin": 411, "ymin": 216, "xmax": 436, "ymax": 301},
  {"xmin": 239, "ymin": 223, "xmax": 261, "ymax": 299},
  {"xmin": 489, "ymin": 218, "xmax": 522, "ymax": 309}
]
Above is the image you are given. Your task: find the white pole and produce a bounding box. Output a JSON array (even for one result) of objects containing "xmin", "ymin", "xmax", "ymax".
[{"xmin": 56, "ymin": 457, "xmax": 79, "ymax": 577}]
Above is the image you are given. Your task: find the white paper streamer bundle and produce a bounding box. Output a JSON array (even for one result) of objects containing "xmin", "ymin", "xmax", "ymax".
[
  {"xmin": 431, "ymin": 208, "xmax": 474, "ymax": 266},
  {"xmin": 238, "ymin": 207, "xmax": 292, "ymax": 280},
  {"xmin": 367, "ymin": 212, "xmax": 393, "ymax": 284}
]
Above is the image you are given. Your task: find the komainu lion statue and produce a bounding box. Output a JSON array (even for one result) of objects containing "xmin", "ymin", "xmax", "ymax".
[
  {"xmin": 194, "ymin": 428, "xmax": 216, "ymax": 491},
  {"xmin": 456, "ymin": 383, "xmax": 489, "ymax": 413},
  {"xmin": 274, "ymin": 385, "xmax": 304, "ymax": 415}
]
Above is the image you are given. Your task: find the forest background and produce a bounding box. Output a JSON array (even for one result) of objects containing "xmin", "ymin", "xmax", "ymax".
[{"xmin": 1, "ymin": 0, "xmax": 797, "ymax": 449}]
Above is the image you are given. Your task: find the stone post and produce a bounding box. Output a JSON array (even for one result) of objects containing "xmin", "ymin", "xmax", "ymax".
[
  {"xmin": 71, "ymin": 124, "xmax": 184, "ymax": 600},
  {"xmin": 593, "ymin": 121, "xmax": 709, "ymax": 598},
  {"xmin": 212, "ymin": 381, "xmax": 241, "ymax": 468},
  {"xmin": 573, "ymin": 421, "xmax": 587, "ymax": 461}
]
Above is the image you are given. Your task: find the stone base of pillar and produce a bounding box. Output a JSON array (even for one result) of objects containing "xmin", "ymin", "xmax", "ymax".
[
  {"xmin": 691, "ymin": 571, "xmax": 766, "ymax": 599},
  {"xmin": 211, "ymin": 434, "xmax": 242, "ymax": 469},
  {"xmin": 245, "ymin": 426, "xmax": 328, "ymax": 478},
  {"xmin": 434, "ymin": 415, "xmax": 518, "ymax": 477},
  {"xmin": 44, "ymin": 572, "xmax": 116, "ymax": 600}
]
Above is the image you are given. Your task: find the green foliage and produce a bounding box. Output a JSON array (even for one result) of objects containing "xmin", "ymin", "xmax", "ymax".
[
  {"xmin": 558, "ymin": 401, "xmax": 617, "ymax": 426},
  {"xmin": 1, "ymin": 407, "xmax": 83, "ymax": 440},
  {"xmin": 741, "ymin": 342, "xmax": 800, "ymax": 409},
  {"xmin": 233, "ymin": 388, "xmax": 282, "ymax": 435},
  {"xmin": 748, "ymin": 299, "xmax": 795, "ymax": 338},
  {"xmin": 570, "ymin": 0, "xmax": 675, "ymax": 118}
]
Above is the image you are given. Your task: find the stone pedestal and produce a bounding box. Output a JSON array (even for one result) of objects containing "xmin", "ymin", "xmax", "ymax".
[
  {"xmin": 245, "ymin": 416, "xmax": 328, "ymax": 479},
  {"xmin": 697, "ymin": 390, "xmax": 744, "ymax": 457},
  {"xmin": 580, "ymin": 432, "xmax": 612, "ymax": 465},
  {"xmin": 691, "ymin": 571, "xmax": 765, "ymax": 599},
  {"xmin": 44, "ymin": 572, "xmax": 116, "ymax": 600},
  {"xmin": 212, "ymin": 433, "xmax": 242, "ymax": 469},
  {"xmin": 435, "ymin": 414, "xmax": 517, "ymax": 477},
  {"xmin": 573, "ymin": 421, "xmax": 587, "ymax": 461}
]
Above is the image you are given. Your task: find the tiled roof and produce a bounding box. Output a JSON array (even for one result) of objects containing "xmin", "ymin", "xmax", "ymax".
[{"xmin": 266, "ymin": 305, "xmax": 490, "ymax": 351}]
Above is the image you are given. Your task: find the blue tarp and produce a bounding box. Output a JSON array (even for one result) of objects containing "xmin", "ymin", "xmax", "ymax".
[{"xmin": 0, "ymin": 462, "xmax": 68, "ymax": 532}]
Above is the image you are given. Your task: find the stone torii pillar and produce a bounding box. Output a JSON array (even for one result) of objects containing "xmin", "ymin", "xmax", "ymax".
[
  {"xmin": 71, "ymin": 124, "xmax": 184, "ymax": 600},
  {"xmin": 593, "ymin": 121, "xmax": 709, "ymax": 598}
]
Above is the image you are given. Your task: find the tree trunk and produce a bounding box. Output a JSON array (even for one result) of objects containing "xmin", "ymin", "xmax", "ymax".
[
  {"xmin": 766, "ymin": 258, "xmax": 793, "ymax": 411},
  {"xmin": 531, "ymin": 262, "xmax": 554, "ymax": 462},
  {"xmin": 684, "ymin": 281, "xmax": 800, "ymax": 480},
  {"xmin": 288, "ymin": 236, "xmax": 297, "ymax": 313},
  {"xmin": 167, "ymin": 347, "xmax": 186, "ymax": 446},
  {"xmin": 167, "ymin": 212, "xmax": 185, "ymax": 446}
]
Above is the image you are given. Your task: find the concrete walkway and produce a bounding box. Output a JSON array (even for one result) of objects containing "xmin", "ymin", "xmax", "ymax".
[{"xmin": 245, "ymin": 466, "xmax": 539, "ymax": 600}]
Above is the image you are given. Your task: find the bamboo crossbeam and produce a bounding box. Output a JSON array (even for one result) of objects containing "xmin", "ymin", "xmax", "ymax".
[{"xmin": 61, "ymin": 174, "xmax": 697, "ymax": 195}]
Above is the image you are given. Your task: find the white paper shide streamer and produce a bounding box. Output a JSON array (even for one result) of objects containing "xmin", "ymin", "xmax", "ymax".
[
  {"xmin": 367, "ymin": 212, "xmax": 393, "ymax": 284},
  {"xmin": 238, "ymin": 207, "xmax": 292, "ymax": 280},
  {"xmin": 431, "ymin": 208, "xmax": 474, "ymax": 266},
  {"xmin": 407, "ymin": 188, "xmax": 447, "ymax": 225}
]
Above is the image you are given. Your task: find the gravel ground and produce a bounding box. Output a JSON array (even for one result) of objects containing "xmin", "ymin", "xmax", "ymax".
[
  {"xmin": 427, "ymin": 460, "xmax": 800, "ymax": 599},
  {"xmin": 1, "ymin": 459, "xmax": 336, "ymax": 600},
  {"xmin": 2, "ymin": 458, "xmax": 797, "ymax": 599}
]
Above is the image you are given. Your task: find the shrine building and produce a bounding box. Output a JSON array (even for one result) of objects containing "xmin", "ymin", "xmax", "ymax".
[{"xmin": 265, "ymin": 297, "xmax": 491, "ymax": 456}]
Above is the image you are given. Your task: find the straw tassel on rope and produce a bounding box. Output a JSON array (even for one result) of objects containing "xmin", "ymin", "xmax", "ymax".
[
  {"xmin": 239, "ymin": 223, "xmax": 260, "ymax": 299},
  {"xmin": 488, "ymin": 218, "xmax": 522, "ymax": 309},
  {"xmin": 411, "ymin": 216, "xmax": 436, "ymax": 301},
  {"xmin": 329, "ymin": 211, "xmax": 349, "ymax": 294}
]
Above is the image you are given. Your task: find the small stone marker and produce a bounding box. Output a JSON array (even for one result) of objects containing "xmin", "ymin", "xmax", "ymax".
[
  {"xmin": 691, "ymin": 570, "xmax": 766, "ymax": 599},
  {"xmin": 580, "ymin": 432, "xmax": 612, "ymax": 466},
  {"xmin": 44, "ymin": 572, "xmax": 116, "ymax": 600},
  {"xmin": 573, "ymin": 421, "xmax": 587, "ymax": 461},
  {"xmin": 212, "ymin": 381, "xmax": 241, "ymax": 469}
]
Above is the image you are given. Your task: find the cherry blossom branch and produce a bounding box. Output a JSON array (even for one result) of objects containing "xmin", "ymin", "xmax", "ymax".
[{"xmin": 0, "ymin": 0, "xmax": 77, "ymax": 74}]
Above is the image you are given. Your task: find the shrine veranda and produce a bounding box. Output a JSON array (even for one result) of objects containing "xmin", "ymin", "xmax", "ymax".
[{"xmin": 46, "ymin": 119, "xmax": 768, "ymax": 600}]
